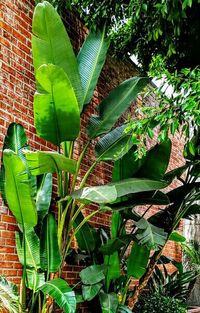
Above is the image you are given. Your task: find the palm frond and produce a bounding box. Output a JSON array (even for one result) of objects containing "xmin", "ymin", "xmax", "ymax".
[{"xmin": 0, "ymin": 276, "xmax": 20, "ymax": 313}]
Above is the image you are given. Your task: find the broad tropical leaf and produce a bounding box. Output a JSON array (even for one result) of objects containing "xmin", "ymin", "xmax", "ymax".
[
  {"xmin": 127, "ymin": 242, "xmax": 150, "ymax": 279},
  {"xmin": 71, "ymin": 185, "xmax": 117, "ymax": 204},
  {"xmin": 32, "ymin": 1, "xmax": 83, "ymax": 108},
  {"xmin": 79, "ymin": 265, "xmax": 105, "ymax": 285},
  {"xmin": 73, "ymin": 211, "xmax": 97, "ymax": 252},
  {"xmin": 26, "ymin": 269, "xmax": 45, "ymax": 291},
  {"xmin": 104, "ymin": 252, "xmax": 121, "ymax": 291},
  {"xmin": 36, "ymin": 173, "xmax": 52, "ymax": 221},
  {"xmin": 15, "ymin": 229, "xmax": 40, "ymax": 269},
  {"xmin": 135, "ymin": 218, "xmax": 167, "ymax": 250},
  {"xmin": 86, "ymin": 77, "xmax": 149, "ymax": 139},
  {"xmin": 78, "ymin": 28, "xmax": 110, "ymax": 107},
  {"xmin": 72, "ymin": 178, "xmax": 168, "ymax": 204},
  {"xmin": 136, "ymin": 139, "xmax": 172, "ymax": 180},
  {"xmin": 40, "ymin": 213, "xmax": 61, "ymax": 273},
  {"xmin": 99, "ymin": 292, "xmax": 118, "ymax": 313},
  {"xmin": 39, "ymin": 278, "xmax": 76, "ymax": 313},
  {"xmin": 0, "ymin": 123, "xmax": 29, "ymax": 202},
  {"xmin": 3, "ymin": 150, "xmax": 37, "ymax": 227},
  {"xmin": 25, "ymin": 150, "xmax": 77, "ymax": 175},
  {"xmin": 82, "ymin": 283, "xmax": 102, "ymax": 301},
  {"xmin": 95, "ymin": 124, "xmax": 134, "ymax": 161},
  {"xmin": 34, "ymin": 64, "xmax": 80, "ymax": 145}
]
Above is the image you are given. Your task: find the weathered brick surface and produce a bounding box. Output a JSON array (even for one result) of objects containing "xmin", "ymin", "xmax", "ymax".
[{"xmin": 0, "ymin": 0, "xmax": 184, "ymax": 309}]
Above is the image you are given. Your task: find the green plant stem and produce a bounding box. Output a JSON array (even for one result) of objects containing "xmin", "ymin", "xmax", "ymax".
[
  {"xmin": 121, "ymin": 277, "xmax": 131, "ymax": 305},
  {"xmin": 71, "ymin": 141, "xmax": 90, "ymax": 191},
  {"xmin": 79, "ymin": 159, "xmax": 99, "ymax": 189},
  {"xmin": 64, "ymin": 208, "xmax": 101, "ymax": 260},
  {"xmin": 70, "ymin": 203, "xmax": 86, "ymax": 224}
]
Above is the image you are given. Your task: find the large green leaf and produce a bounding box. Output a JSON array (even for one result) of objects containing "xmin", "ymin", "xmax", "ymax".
[
  {"xmin": 25, "ymin": 151, "xmax": 77, "ymax": 175},
  {"xmin": 34, "ymin": 64, "xmax": 80, "ymax": 145},
  {"xmin": 0, "ymin": 123, "xmax": 29, "ymax": 202},
  {"xmin": 32, "ymin": 1, "xmax": 83, "ymax": 108},
  {"xmin": 79, "ymin": 265, "xmax": 105, "ymax": 285},
  {"xmin": 136, "ymin": 139, "xmax": 172, "ymax": 180},
  {"xmin": 95, "ymin": 124, "xmax": 134, "ymax": 161},
  {"xmin": 3, "ymin": 150, "xmax": 37, "ymax": 227},
  {"xmin": 99, "ymin": 237, "xmax": 130, "ymax": 255},
  {"xmin": 113, "ymin": 178, "xmax": 168, "ymax": 197},
  {"xmin": 71, "ymin": 185, "xmax": 117, "ymax": 204},
  {"xmin": 39, "ymin": 278, "xmax": 76, "ymax": 313},
  {"xmin": 36, "ymin": 173, "xmax": 52, "ymax": 221},
  {"xmin": 15, "ymin": 229, "xmax": 40, "ymax": 269},
  {"xmin": 99, "ymin": 292, "xmax": 118, "ymax": 313},
  {"xmin": 26, "ymin": 269, "xmax": 45, "ymax": 291},
  {"xmin": 127, "ymin": 242, "xmax": 150, "ymax": 279},
  {"xmin": 104, "ymin": 252, "xmax": 121, "ymax": 291},
  {"xmin": 40, "ymin": 213, "xmax": 61, "ymax": 273},
  {"xmin": 73, "ymin": 211, "xmax": 97, "ymax": 252},
  {"xmin": 86, "ymin": 77, "xmax": 149, "ymax": 139},
  {"xmin": 169, "ymin": 231, "xmax": 186, "ymax": 243},
  {"xmin": 108, "ymin": 191, "xmax": 169, "ymax": 211},
  {"xmin": 78, "ymin": 28, "xmax": 110, "ymax": 107},
  {"xmin": 135, "ymin": 218, "xmax": 167, "ymax": 250},
  {"xmin": 82, "ymin": 283, "xmax": 102, "ymax": 301},
  {"xmin": 72, "ymin": 178, "xmax": 168, "ymax": 204}
]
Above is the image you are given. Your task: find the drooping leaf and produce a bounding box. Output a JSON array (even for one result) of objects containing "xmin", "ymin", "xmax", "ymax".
[
  {"xmin": 95, "ymin": 124, "xmax": 134, "ymax": 161},
  {"xmin": 127, "ymin": 242, "xmax": 150, "ymax": 279},
  {"xmin": 15, "ymin": 229, "xmax": 40, "ymax": 269},
  {"xmin": 73, "ymin": 211, "xmax": 97, "ymax": 252},
  {"xmin": 169, "ymin": 231, "xmax": 186, "ymax": 243},
  {"xmin": 108, "ymin": 191, "xmax": 169, "ymax": 211},
  {"xmin": 40, "ymin": 213, "xmax": 61, "ymax": 273},
  {"xmin": 32, "ymin": 1, "xmax": 83, "ymax": 108},
  {"xmin": 79, "ymin": 265, "xmax": 105, "ymax": 285},
  {"xmin": 26, "ymin": 269, "xmax": 45, "ymax": 291},
  {"xmin": 82, "ymin": 283, "xmax": 102, "ymax": 301},
  {"xmin": 104, "ymin": 252, "xmax": 121, "ymax": 291},
  {"xmin": 164, "ymin": 163, "xmax": 189, "ymax": 181},
  {"xmin": 25, "ymin": 151, "xmax": 77, "ymax": 175},
  {"xmin": 86, "ymin": 77, "xmax": 149, "ymax": 139},
  {"xmin": 135, "ymin": 218, "xmax": 167, "ymax": 250},
  {"xmin": 34, "ymin": 64, "xmax": 80, "ymax": 145},
  {"xmin": 71, "ymin": 185, "xmax": 117, "ymax": 204},
  {"xmin": 39, "ymin": 278, "xmax": 76, "ymax": 313},
  {"xmin": 36, "ymin": 173, "xmax": 52, "ymax": 221},
  {"xmin": 78, "ymin": 28, "xmax": 110, "ymax": 107},
  {"xmin": 72, "ymin": 178, "xmax": 168, "ymax": 204},
  {"xmin": 99, "ymin": 292, "xmax": 118, "ymax": 313},
  {"xmin": 3, "ymin": 150, "xmax": 37, "ymax": 227},
  {"xmin": 113, "ymin": 178, "xmax": 168, "ymax": 197}
]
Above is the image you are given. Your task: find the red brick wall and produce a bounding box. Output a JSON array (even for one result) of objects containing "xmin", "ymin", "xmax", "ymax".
[{"xmin": 0, "ymin": 0, "xmax": 184, "ymax": 301}]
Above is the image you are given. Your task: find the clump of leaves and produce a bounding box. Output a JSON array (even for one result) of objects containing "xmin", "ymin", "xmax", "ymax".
[
  {"xmin": 126, "ymin": 56, "xmax": 200, "ymax": 159},
  {"xmin": 0, "ymin": 276, "xmax": 19, "ymax": 313},
  {"xmin": 133, "ymin": 292, "xmax": 187, "ymax": 313}
]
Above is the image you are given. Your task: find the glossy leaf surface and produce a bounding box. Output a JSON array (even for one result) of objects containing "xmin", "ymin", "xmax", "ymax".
[
  {"xmin": 34, "ymin": 64, "xmax": 80, "ymax": 145},
  {"xmin": 99, "ymin": 292, "xmax": 118, "ymax": 313},
  {"xmin": 87, "ymin": 77, "xmax": 149, "ymax": 138},
  {"xmin": 78, "ymin": 28, "xmax": 110, "ymax": 107},
  {"xmin": 127, "ymin": 242, "xmax": 150, "ymax": 279},
  {"xmin": 3, "ymin": 150, "xmax": 37, "ymax": 227},
  {"xmin": 39, "ymin": 278, "xmax": 76, "ymax": 313},
  {"xmin": 82, "ymin": 283, "xmax": 102, "ymax": 301},
  {"xmin": 79, "ymin": 265, "xmax": 105, "ymax": 285},
  {"xmin": 25, "ymin": 151, "xmax": 77, "ymax": 175},
  {"xmin": 32, "ymin": 1, "xmax": 83, "ymax": 107}
]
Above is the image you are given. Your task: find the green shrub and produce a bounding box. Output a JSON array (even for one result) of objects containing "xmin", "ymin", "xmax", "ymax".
[{"xmin": 133, "ymin": 292, "xmax": 187, "ymax": 313}]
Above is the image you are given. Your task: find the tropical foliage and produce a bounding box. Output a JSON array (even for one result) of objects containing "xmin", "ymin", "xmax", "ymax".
[{"xmin": 0, "ymin": 1, "xmax": 151, "ymax": 312}]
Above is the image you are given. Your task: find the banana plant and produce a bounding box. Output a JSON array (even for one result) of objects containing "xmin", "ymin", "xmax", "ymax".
[{"xmin": 1, "ymin": 1, "xmax": 168, "ymax": 312}]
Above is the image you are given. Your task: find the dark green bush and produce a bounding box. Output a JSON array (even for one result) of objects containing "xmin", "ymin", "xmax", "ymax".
[{"xmin": 133, "ymin": 292, "xmax": 187, "ymax": 313}]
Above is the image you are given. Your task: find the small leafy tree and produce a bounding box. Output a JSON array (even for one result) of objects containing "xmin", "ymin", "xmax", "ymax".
[{"xmin": 0, "ymin": 1, "xmax": 152, "ymax": 312}]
